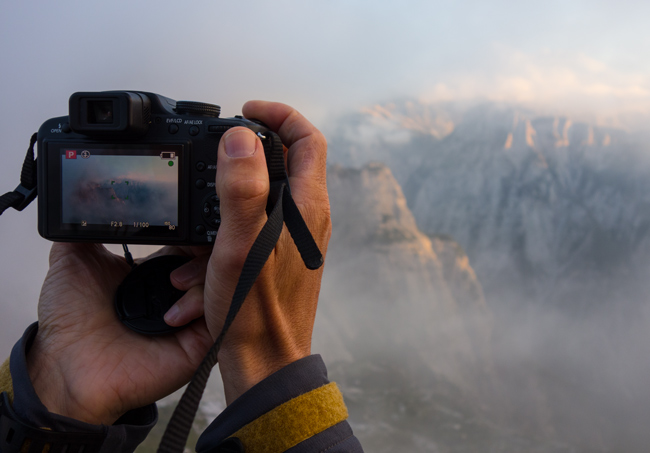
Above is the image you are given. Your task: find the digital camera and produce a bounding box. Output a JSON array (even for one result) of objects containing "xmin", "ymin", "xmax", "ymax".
[{"xmin": 37, "ymin": 91, "xmax": 274, "ymax": 245}]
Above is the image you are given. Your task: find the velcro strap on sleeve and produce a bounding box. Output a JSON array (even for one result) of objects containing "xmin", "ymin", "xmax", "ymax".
[
  {"xmin": 0, "ymin": 358, "xmax": 12, "ymax": 405},
  {"xmin": 229, "ymin": 382, "xmax": 348, "ymax": 453}
]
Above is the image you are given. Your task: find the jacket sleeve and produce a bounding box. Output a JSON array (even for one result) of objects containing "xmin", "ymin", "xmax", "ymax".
[
  {"xmin": 0, "ymin": 323, "xmax": 157, "ymax": 453},
  {"xmin": 2, "ymin": 324, "xmax": 364, "ymax": 453},
  {"xmin": 196, "ymin": 355, "xmax": 364, "ymax": 453}
]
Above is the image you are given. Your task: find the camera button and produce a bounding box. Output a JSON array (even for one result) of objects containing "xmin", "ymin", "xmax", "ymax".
[
  {"xmin": 196, "ymin": 161, "xmax": 206, "ymax": 172},
  {"xmin": 203, "ymin": 203, "xmax": 211, "ymax": 215},
  {"xmin": 195, "ymin": 225, "xmax": 206, "ymax": 235},
  {"xmin": 210, "ymin": 218, "xmax": 221, "ymax": 227},
  {"xmin": 196, "ymin": 179, "xmax": 206, "ymax": 189},
  {"xmin": 210, "ymin": 194, "xmax": 220, "ymax": 203},
  {"xmin": 189, "ymin": 126, "xmax": 200, "ymax": 136},
  {"xmin": 213, "ymin": 205, "xmax": 220, "ymax": 216},
  {"xmin": 168, "ymin": 124, "xmax": 179, "ymax": 134}
]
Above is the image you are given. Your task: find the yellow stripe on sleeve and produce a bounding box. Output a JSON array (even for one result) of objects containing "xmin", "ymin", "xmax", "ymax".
[
  {"xmin": 0, "ymin": 357, "xmax": 13, "ymax": 404},
  {"xmin": 230, "ymin": 382, "xmax": 349, "ymax": 453}
]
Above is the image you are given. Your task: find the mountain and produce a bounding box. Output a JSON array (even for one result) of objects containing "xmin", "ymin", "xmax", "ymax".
[
  {"xmin": 326, "ymin": 100, "xmax": 650, "ymax": 315},
  {"xmin": 325, "ymin": 100, "xmax": 650, "ymax": 451},
  {"xmin": 315, "ymin": 162, "xmax": 575, "ymax": 452}
]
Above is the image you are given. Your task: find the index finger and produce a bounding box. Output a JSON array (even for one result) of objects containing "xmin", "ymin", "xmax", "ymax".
[{"xmin": 242, "ymin": 101, "xmax": 327, "ymax": 185}]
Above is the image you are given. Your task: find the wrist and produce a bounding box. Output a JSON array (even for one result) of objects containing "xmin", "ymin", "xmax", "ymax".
[
  {"xmin": 218, "ymin": 345, "xmax": 310, "ymax": 404},
  {"xmin": 26, "ymin": 333, "xmax": 122, "ymax": 426}
]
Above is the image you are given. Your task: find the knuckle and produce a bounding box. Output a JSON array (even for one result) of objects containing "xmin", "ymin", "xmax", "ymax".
[
  {"xmin": 183, "ymin": 331, "xmax": 212, "ymax": 366},
  {"xmin": 185, "ymin": 287, "xmax": 205, "ymax": 313},
  {"xmin": 221, "ymin": 177, "xmax": 269, "ymax": 204},
  {"xmin": 283, "ymin": 109, "xmax": 303, "ymax": 136},
  {"xmin": 312, "ymin": 129, "xmax": 328, "ymax": 152}
]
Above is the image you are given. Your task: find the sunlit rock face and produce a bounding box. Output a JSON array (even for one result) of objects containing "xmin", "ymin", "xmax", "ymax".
[
  {"xmin": 314, "ymin": 163, "xmax": 521, "ymax": 451},
  {"xmin": 318, "ymin": 163, "xmax": 493, "ymax": 380}
]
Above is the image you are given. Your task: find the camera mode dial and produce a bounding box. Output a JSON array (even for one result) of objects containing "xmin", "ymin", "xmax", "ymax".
[{"xmin": 175, "ymin": 101, "xmax": 221, "ymax": 118}]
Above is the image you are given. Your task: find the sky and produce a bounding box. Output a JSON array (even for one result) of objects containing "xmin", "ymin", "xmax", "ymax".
[{"xmin": 1, "ymin": 0, "xmax": 650, "ymax": 356}]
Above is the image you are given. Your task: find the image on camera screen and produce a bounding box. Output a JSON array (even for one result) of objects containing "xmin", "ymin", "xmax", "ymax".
[{"xmin": 60, "ymin": 148, "xmax": 179, "ymax": 228}]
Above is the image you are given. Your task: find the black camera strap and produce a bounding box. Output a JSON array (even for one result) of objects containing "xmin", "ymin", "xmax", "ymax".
[
  {"xmin": 156, "ymin": 131, "xmax": 323, "ymax": 453},
  {"xmin": 0, "ymin": 133, "xmax": 38, "ymax": 215}
]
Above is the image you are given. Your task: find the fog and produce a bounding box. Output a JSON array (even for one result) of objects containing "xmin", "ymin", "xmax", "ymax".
[
  {"xmin": 316, "ymin": 102, "xmax": 650, "ymax": 451},
  {"xmin": 2, "ymin": 2, "xmax": 650, "ymax": 452}
]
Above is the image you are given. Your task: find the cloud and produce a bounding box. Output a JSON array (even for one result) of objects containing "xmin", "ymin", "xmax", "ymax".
[{"xmin": 418, "ymin": 47, "xmax": 650, "ymax": 129}]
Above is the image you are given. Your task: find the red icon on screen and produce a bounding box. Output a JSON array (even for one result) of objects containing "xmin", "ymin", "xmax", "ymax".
[{"xmin": 66, "ymin": 150, "xmax": 77, "ymax": 159}]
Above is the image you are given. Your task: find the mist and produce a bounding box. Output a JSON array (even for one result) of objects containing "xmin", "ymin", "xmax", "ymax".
[
  {"xmin": 319, "ymin": 100, "xmax": 650, "ymax": 451},
  {"xmin": 2, "ymin": 2, "xmax": 650, "ymax": 452}
]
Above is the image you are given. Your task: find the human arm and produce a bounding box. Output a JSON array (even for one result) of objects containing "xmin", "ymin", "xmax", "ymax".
[{"xmin": 1, "ymin": 101, "xmax": 363, "ymax": 452}]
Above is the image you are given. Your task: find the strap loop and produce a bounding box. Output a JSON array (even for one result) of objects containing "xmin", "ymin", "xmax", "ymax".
[{"xmin": 0, "ymin": 133, "xmax": 38, "ymax": 215}]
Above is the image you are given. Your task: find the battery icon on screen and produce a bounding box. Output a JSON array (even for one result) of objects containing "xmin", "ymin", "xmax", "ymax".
[{"xmin": 160, "ymin": 152, "xmax": 176, "ymax": 159}]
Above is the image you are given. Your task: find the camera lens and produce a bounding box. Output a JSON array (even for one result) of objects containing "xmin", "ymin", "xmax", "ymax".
[{"xmin": 88, "ymin": 100, "xmax": 114, "ymax": 124}]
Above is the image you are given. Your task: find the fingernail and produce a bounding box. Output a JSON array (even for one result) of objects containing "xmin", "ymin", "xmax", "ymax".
[
  {"xmin": 224, "ymin": 130, "xmax": 257, "ymax": 158},
  {"xmin": 171, "ymin": 260, "xmax": 199, "ymax": 285},
  {"xmin": 164, "ymin": 304, "xmax": 180, "ymax": 325}
]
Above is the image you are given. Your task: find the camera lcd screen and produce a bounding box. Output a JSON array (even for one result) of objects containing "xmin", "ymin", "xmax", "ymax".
[{"xmin": 50, "ymin": 143, "xmax": 185, "ymax": 241}]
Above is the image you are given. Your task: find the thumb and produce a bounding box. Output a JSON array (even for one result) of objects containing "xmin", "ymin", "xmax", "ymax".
[
  {"xmin": 215, "ymin": 128, "xmax": 269, "ymax": 245},
  {"xmin": 205, "ymin": 127, "xmax": 270, "ymax": 334}
]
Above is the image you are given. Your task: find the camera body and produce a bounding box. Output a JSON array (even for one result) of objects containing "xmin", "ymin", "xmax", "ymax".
[{"xmin": 37, "ymin": 91, "xmax": 273, "ymax": 245}]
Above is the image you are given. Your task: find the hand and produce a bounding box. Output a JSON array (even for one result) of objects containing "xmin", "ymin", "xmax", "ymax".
[
  {"xmin": 27, "ymin": 101, "xmax": 330, "ymax": 423},
  {"xmin": 26, "ymin": 243, "xmax": 214, "ymax": 425},
  {"xmin": 165, "ymin": 102, "xmax": 331, "ymax": 403}
]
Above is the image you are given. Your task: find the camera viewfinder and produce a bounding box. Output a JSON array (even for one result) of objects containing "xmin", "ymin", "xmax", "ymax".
[
  {"xmin": 69, "ymin": 91, "xmax": 151, "ymax": 137},
  {"xmin": 88, "ymin": 100, "xmax": 114, "ymax": 124}
]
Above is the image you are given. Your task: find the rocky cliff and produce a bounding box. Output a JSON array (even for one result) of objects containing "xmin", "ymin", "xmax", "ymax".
[
  {"xmin": 325, "ymin": 100, "xmax": 650, "ymax": 451},
  {"xmin": 314, "ymin": 163, "xmax": 563, "ymax": 452},
  {"xmin": 317, "ymin": 163, "xmax": 494, "ymax": 389}
]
